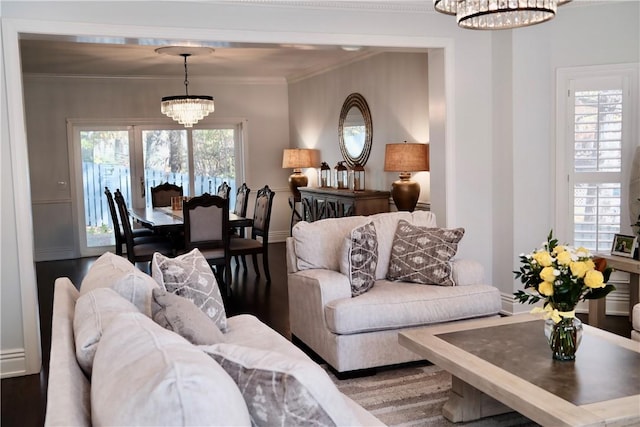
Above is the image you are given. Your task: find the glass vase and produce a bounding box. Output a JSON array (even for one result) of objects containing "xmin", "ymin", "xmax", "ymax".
[{"xmin": 544, "ymin": 317, "xmax": 583, "ymax": 361}]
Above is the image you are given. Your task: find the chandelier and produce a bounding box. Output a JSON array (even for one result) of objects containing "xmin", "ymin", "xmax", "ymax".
[
  {"xmin": 434, "ymin": 0, "xmax": 572, "ymax": 30},
  {"xmin": 156, "ymin": 47, "xmax": 215, "ymax": 128}
]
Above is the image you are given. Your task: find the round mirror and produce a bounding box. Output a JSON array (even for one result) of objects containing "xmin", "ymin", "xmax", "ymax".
[{"xmin": 338, "ymin": 93, "xmax": 372, "ymax": 167}]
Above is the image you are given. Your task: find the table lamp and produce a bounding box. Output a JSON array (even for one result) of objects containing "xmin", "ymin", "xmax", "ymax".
[
  {"xmin": 384, "ymin": 142, "xmax": 429, "ymax": 212},
  {"xmin": 282, "ymin": 148, "xmax": 317, "ymax": 200}
]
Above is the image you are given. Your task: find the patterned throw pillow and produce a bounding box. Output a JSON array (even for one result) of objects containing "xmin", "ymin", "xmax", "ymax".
[
  {"xmin": 339, "ymin": 222, "xmax": 378, "ymax": 296},
  {"xmin": 387, "ymin": 220, "xmax": 465, "ymax": 286},
  {"xmin": 201, "ymin": 343, "xmax": 358, "ymax": 427},
  {"xmin": 151, "ymin": 287, "xmax": 225, "ymax": 345},
  {"xmin": 151, "ymin": 248, "xmax": 227, "ymax": 332}
]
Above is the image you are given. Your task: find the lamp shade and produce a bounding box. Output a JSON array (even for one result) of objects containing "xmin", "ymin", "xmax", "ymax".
[
  {"xmin": 384, "ymin": 143, "xmax": 430, "ymax": 172},
  {"xmin": 282, "ymin": 148, "xmax": 317, "ymax": 169}
]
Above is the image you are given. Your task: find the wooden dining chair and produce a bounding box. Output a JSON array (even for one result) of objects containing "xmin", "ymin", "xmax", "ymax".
[
  {"xmin": 113, "ymin": 189, "xmax": 174, "ymax": 267},
  {"xmin": 231, "ymin": 183, "xmax": 251, "ymax": 268},
  {"xmin": 229, "ymin": 185, "xmax": 275, "ymax": 282},
  {"xmin": 104, "ymin": 187, "xmax": 155, "ymax": 256},
  {"xmin": 182, "ymin": 193, "xmax": 232, "ymax": 294},
  {"xmin": 151, "ymin": 182, "xmax": 183, "ymax": 207},
  {"xmin": 216, "ymin": 182, "xmax": 231, "ymax": 200}
]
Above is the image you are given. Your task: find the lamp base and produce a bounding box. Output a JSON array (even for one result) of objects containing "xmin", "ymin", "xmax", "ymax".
[
  {"xmin": 391, "ymin": 174, "xmax": 420, "ymax": 212},
  {"xmin": 288, "ymin": 171, "xmax": 308, "ymax": 200}
]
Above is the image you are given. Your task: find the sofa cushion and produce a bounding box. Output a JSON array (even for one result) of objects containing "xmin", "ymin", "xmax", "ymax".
[
  {"xmin": 387, "ymin": 220, "xmax": 464, "ymax": 286},
  {"xmin": 110, "ymin": 271, "xmax": 159, "ymax": 316},
  {"xmin": 91, "ymin": 312, "xmax": 251, "ymax": 426},
  {"xmin": 293, "ymin": 216, "xmax": 369, "ymax": 272},
  {"xmin": 201, "ymin": 343, "xmax": 359, "ymax": 427},
  {"xmin": 79, "ymin": 252, "xmax": 136, "ymax": 295},
  {"xmin": 324, "ymin": 281, "xmax": 501, "ymax": 335},
  {"xmin": 151, "ymin": 248, "xmax": 228, "ymax": 332},
  {"xmin": 339, "ymin": 222, "xmax": 378, "ymax": 296},
  {"xmin": 151, "ymin": 287, "xmax": 225, "ymax": 345},
  {"xmin": 73, "ymin": 288, "xmax": 141, "ymax": 376}
]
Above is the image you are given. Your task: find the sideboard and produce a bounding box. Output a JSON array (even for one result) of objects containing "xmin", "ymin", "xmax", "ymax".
[{"xmin": 298, "ymin": 187, "xmax": 390, "ymax": 222}]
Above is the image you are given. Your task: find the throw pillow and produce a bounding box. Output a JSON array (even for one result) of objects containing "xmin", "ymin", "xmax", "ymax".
[
  {"xmin": 151, "ymin": 248, "xmax": 228, "ymax": 332},
  {"xmin": 73, "ymin": 288, "xmax": 140, "ymax": 376},
  {"xmin": 201, "ymin": 343, "xmax": 358, "ymax": 427},
  {"xmin": 79, "ymin": 251, "xmax": 136, "ymax": 295},
  {"xmin": 91, "ymin": 312, "xmax": 250, "ymax": 426},
  {"xmin": 387, "ymin": 220, "xmax": 465, "ymax": 286},
  {"xmin": 151, "ymin": 287, "xmax": 225, "ymax": 345},
  {"xmin": 338, "ymin": 222, "xmax": 378, "ymax": 296},
  {"xmin": 110, "ymin": 270, "xmax": 159, "ymax": 317}
]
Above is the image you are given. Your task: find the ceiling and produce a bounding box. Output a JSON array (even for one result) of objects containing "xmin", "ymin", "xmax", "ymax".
[{"xmin": 19, "ymin": 37, "xmax": 398, "ymax": 81}]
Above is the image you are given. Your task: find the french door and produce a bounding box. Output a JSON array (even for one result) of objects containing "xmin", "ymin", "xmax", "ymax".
[{"xmin": 71, "ymin": 121, "xmax": 243, "ymax": 257}]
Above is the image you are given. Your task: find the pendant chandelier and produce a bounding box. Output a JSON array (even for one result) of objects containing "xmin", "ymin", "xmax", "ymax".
[
  {"xmin": 434, "ymin": 0, "xmax": 572, "ymax": 30},
  {"xmin": 156, "ymin": 47, "xmax": 215, "ymax": 128}
]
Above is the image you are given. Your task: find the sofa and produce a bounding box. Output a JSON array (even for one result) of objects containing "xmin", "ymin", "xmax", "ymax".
[
  {"xmin": 45, "ymin": 251, "xmax": 383, "ymax": 426},
  {"xmin": 633, "ymin": 303, "xmax": 640, "ymax": 341},
  {"xmin": 287, "ymin": 211, "xmax": 502, "ymax": 373}
]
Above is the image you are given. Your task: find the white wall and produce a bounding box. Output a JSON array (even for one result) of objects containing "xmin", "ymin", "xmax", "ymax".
[
  {"xmin": 23, "ymin": 75, "xmax": 292, "ymax": 260},
  {"xmin": 288, "ymin": 52, "xmax": 430, "ymax": 198},
  {"xmin": 2, "ymin": 0, "xmax": 637, "ymax": 377}
]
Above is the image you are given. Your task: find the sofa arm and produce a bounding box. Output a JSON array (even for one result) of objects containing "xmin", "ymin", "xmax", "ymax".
[
  {"xmin": 288, "ymin": 269, "xmax": 352, "ymax": 347},
  {"xmin": 451, "ymin": 258, "xmax": 485, "ymax": 286}
]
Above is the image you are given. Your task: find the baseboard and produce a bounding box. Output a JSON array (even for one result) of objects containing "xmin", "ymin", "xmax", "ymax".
[
  {"xmin": 35, "ymin": 246, "xmax": 75, "ymax": 262},
  {"xmin": 269, "ymin": 230, "xmax": 290, "ymax": 243},
  {"xmin": 1, "ymin": 348, "xmax": 27, "ymax": 379}
]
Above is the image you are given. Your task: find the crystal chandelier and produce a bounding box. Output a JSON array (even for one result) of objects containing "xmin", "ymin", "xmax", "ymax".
[
  {"xmin": 157, "ymin": 47, "xmax": 215, "ymax": 128},
  {"xmin": 434, "ymin": 0, "xmax": 572, "ymax": 30}
]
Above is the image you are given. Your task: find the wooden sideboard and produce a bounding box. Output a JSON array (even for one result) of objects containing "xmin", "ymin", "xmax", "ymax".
[{"xmin": 298, "ymin": 187, "xmax": 390, "ymax": 222}]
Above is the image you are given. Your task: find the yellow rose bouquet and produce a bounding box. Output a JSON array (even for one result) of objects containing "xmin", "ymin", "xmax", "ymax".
[{"xmin": 514, "ymin": 231, "xmax": 615, "ymax": 360}]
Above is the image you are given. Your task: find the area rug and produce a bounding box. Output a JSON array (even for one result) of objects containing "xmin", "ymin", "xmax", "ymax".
[{"xmin": 326, "ymin": 362, "xmax": 539, "ymax": 427}]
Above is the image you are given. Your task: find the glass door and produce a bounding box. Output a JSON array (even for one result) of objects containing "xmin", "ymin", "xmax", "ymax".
[{"xmin": 73, "ymin": 126, "xmax": 133, "ymax": 256}]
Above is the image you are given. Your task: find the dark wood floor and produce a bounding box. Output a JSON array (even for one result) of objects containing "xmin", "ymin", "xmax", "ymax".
[{"xmin": 1, "ymin": 242, "xmax": 633, "ymax": 427}]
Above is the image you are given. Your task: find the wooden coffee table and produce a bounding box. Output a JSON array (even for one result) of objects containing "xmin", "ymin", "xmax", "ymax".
[{"xmin": 399, "ymin": 314, "xmax": 640, "ymax": 426}]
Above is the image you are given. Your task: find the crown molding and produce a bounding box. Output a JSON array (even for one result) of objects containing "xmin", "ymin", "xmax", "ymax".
[
  {"xmin": 204, "ymin": 0, "xmax": 434, "ymax": 13},
  {"xmin": 22, "ymin": 73, "xmax": 287, "ymax": 85}
]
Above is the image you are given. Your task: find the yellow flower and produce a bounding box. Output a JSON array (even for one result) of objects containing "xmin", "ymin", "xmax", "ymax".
[
  {"xmin": 584, "ymin": 259, "xmax": 595, "ymax": 270},
  {"xmin": 533, "ymin": 251, "xmax": 553, "ymax": 267},
  {"xmin": 539, "ymin": 266, "xmax": 557, "ymax": 283},
  {"xmin": 538, "ymin": 281, "xmax": 554, "ymax": 296},
  {"xmin": 556, "ymin": 251, "xmax": 572, "ymax": 266},
  {"xmin": 552, "ymin": 245, "xmax": 566, "ymax": 255},
  {"xmin": 570, "ymin": 261, "xmax": 589, "ymax": 278},
  {"xmin": 584, "ymin": 270, "xmax": 605, "ymax": 288}
]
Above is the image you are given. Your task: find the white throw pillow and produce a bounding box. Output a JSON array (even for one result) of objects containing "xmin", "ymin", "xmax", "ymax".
[
  {"xmin": 91, "ymin": 312, "xmax": 251, "ymax": 427},
  {"xmin": 151, "ymin": 248, "xmax": 228, "ymax": 332},
  {"xmin": 73, "ymin": 288, "xmax": 140, "ymax": 376},
  {"xmin": 79, "ymin": 251, "xmax": 136, "ymax": 295},
  {"xmin": 201, "ymin": 343, "xmax": 359, "ymax": 427},
  {"xmin": 338, "ymin": 222, "xmax": 378, "ymax": 297},
  {"xmin": 151, "ymin": 287, "xmax": 225, "ymax": 345},
  {"xmin": 110, "ymin": 270, "xmax": 159, "ymax": 317}
]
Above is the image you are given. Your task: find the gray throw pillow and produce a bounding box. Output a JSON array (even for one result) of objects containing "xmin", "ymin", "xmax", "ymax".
[
  {"xmin": 387, "ymin": 220, "xmax": 465, "ymax": 286},
  {"xmin": 339, "ymin": 222, "xmax": 378, "ymax": 296},
  {"xmin": 151, "ymin": 287, "xmax": 225, "ymax": 345},
  {"xmin": 201, "ymin": 343, "xmax": 358, "ymax": 427},
  {"xmin": 151, "ymin": 248, "xmax": 227, "ymax": 332}
]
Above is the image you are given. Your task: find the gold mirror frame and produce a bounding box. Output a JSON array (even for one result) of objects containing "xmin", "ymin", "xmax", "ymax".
[{"xmin": 338, "ymin": 93, "xmax": 373, "ymax": 168}]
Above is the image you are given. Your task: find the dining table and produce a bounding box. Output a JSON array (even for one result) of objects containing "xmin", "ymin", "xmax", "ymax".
[{"xmin": 129, "ymin": 205, "xmax": 253, "ymax": 233}]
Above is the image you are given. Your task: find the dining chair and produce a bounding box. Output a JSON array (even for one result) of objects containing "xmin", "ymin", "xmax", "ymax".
[
  {"xmin": 113, "ymin": 189, "xmax": 174, "ymax": 267},
  {"xmin": 229, "ymin": 185, "xmax": 275, "ymax": 282},
  {"xmin": 182, "ymin": 193, "xmax": 232, "ymax": 294},
  {"xmin": 216, "ymin": 182, "xmax": 231, "ymax": 200},
  {"xmin": 151, "ymin": 182, "xmax": 183, "ymax": 207},
  {"xmin": 231, "ymin": 183, "xmax": 251, "ymax": 268},
  {"xmin": 104, "ymin": 187, "xmax": 155, "ymax": 256}
]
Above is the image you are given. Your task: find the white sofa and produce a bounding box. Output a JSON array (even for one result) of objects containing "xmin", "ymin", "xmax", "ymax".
[
  {"xmin": 633, "ymin": 303, "xmax": 640, "ymax": 341},
  {"xmin": 45, "ymin": 252, "xmax": 383, "ymax": 426},
  {"xmin": 287, "ymin": 211, "xmax": 502, "ymax": 373}
]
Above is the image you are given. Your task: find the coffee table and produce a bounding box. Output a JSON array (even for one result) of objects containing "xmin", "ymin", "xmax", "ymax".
[{"xmin": 399, "ymin": 314, "xmax": 640, "ymax": 426}]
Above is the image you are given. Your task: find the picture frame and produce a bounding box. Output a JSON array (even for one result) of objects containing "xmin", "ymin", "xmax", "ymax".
[{"xmin": 611, "ymin": 233, "xmax": 637, "ymax": 258}]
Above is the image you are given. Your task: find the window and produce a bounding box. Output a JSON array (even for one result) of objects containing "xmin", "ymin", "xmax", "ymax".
[
  {"xmin": 556, "ymin": 65, "xmax": 638, "ymax": 252},
  {"xmin": 71, "ymin": 120, "xmax": 245, "ymax": 257}
]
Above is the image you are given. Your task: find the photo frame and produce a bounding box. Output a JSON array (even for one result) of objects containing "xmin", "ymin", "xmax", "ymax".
[{"xmin": 611, "ymin": 233, "xmax": 637, "ymax": 258}]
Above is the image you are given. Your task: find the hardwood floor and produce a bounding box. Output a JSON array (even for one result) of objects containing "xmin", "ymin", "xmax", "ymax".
[{"xmin": 1, "ymin": 242, "xmax": 634, "ymax": 426}]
